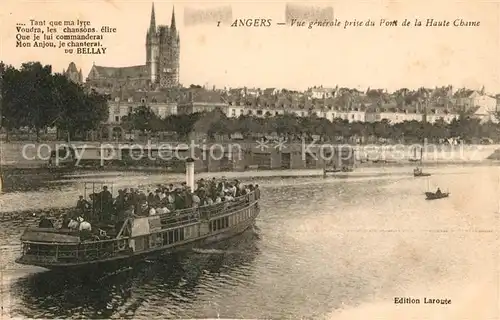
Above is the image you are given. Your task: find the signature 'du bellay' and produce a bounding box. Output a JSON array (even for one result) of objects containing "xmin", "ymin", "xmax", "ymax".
[{"xmin": 75, "ymin": 47, "xmax": 107, "ymax": 54}]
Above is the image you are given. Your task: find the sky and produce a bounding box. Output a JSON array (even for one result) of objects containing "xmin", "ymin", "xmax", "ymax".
[{"xmin": 1, "ymin": 0, "xmax": 499, "ymax": 93}]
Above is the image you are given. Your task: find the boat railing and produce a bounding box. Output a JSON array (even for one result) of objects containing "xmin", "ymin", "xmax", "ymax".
[
  {"xmin": 157, "ymin": 190, "xmax": 258, "ymax": 224},
  {"xmin": 22, "ymin": 236, "xmax": 125, "ymax": 262}
]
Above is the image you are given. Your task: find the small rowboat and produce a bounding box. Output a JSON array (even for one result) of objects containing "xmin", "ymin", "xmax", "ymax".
[
  {"xmin": 323, "ymin": 166, "xmax": 353, "ymax": 176},
  {"xmin": 414, "ymin": 172, "xmax": 431, "ymax": 177},
  {"xmin": 413, "ymin": 167, "xmax": 431, "ymax": 177},
  {"xmin": 425, "ymin": 192, "xmax": 449, "ymax": 200}
]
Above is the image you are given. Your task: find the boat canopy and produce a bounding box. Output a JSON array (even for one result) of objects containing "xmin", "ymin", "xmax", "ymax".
[{"xmin": 21, "ymin": 228, "xmax": 80, "ymax": 243}]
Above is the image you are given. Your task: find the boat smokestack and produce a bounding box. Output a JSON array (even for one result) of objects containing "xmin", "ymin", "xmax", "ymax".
[{"xmin": 186, "ymin": 158, "xmax": 195, "ymax": 191}]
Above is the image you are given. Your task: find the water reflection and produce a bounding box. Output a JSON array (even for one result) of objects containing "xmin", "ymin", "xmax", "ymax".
[
  {"xmin": 2, "ymin": 169, "xmax": 66, "ymax": 193},
  {"xmin": 10, "ymin": 229, "xmax": 260, "ymax": 319}
]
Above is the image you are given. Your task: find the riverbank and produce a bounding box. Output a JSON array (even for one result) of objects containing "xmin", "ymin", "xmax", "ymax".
[
  {"xmin": 1, "ymin": 158, "xmax": 498, "ymax": 176},
  {"xmin": 1, "ymin": 141, "xmax": 499, "ymax": 172}
]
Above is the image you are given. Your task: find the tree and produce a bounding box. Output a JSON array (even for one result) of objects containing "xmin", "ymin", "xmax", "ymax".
[
  {"xmin": 1, "ymin": 63, "xmax": 24, "ymax": 140},
  {"xmin": 491, "ymin": 109, "xmax": 500, "ymax": 123},
  {"xmin": 2, "ymin": 62, "xmax": 108, "ymax": 141},
  {"xmin": 163, "ymin": 113, "xmax": 201, "ymax": 138},
  {"xmin": 121, "ymin": 105, "xmax": 161, "ymax": 132},
  {"xmin": 206, "ymin": 110, "xmax": 232, "ymax": 139},
  {"xmin": 52, "ymin": 75, "xmax": 108, "ymax": 140},
  {"xmin": 234, "ymin": 115, "xmax": 264, "ymax": 138},
  {"xmin": 428, "ymin": 118, "xmax": 449, "ymax": 141},
  {"xmin": 373, "ymin": 119, "xmax": 392, "ymax": 139},
  {"xmin": 19, "ymin": 62, "xmax": 59, "ymax": 140}
]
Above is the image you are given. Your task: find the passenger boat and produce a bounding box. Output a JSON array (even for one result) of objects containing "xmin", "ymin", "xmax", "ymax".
[
  {"xmin": 425, "ymin": 192, "xmax": 449, "ymax": 200},
  {"xmin": 15, "ymin": 161, "xmax": 261, "ymax": 272}
]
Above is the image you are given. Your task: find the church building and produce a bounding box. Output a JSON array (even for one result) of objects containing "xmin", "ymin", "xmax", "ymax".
[
  {"xmin": 86, "ymin": 3, "xmax": 180, "ymax": 91},
  {"xmin": 63, "ymin": 62, "xmax": 83, "ymax": 84}
]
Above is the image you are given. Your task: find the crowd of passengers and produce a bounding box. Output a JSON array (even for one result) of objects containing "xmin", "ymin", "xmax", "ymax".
[{"xmin": 39, "ymin": 177, "xmax": 260, "ymax": 238}]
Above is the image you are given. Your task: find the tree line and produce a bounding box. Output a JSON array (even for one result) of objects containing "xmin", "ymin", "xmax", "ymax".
[
  {"xmin": 0, "ymin": 61, "xmax": 108, "ymax": 140},
  {"xmin": 1, "ymin": 62, "xmax": 498, "ymax": 143},
  {"xmin": 124, "ymin": 106, "xmax": 500, "ymax": 143}
]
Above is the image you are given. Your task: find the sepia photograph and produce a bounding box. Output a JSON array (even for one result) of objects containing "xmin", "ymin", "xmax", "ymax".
[{"xmin": 0, "ymin": 0, "xmax": 499, "ymax": 319}]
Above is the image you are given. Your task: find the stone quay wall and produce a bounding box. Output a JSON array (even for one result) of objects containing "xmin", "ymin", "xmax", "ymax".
[{"xmin": 1, "ymin": 141, "xmax": 499, "ymax": 172}]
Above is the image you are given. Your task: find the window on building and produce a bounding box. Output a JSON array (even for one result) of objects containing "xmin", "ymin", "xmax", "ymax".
[
  {"xmin": 115, "ymin": 116, "xmax": 119, "ymax": 122},
  {"xmin": 231, "ymin": 109, "xmax": 236, "ymax": 116}
]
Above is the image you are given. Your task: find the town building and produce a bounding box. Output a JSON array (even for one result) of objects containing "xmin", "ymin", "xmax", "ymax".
[
  {"xmin": 308, "ymin": 86, "xmax": 336, "ymax": 99},
  {"xmin": 472, "ymin": 105, "xmax": 498, "ymax": 123},
  {"xmin": 454, "ymin": 90, "xmax": 497, "ymax": 112},
  {"xmin": 107, "ymin": 90, "xmax": 178, "ymax": 125},
  {"xmin": 86, "ymin": 3, "xmax": 180, "ymax": 91},
  {"xmin": 364, "ymin": 104, "xmax": 459, "ymax": 124},
  {"xmin": 177, "ymin": 89, "xmax": 229, "ymax": 115}
]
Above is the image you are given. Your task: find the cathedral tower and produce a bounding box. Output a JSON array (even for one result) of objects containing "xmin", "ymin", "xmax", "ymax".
[
  {"xmin": 145, "ymin": 3, "xmax": 180, "ymax": 88},
  {"xmin": 146, "ymin": 3, "xmax": 159, "ymax": 83}
]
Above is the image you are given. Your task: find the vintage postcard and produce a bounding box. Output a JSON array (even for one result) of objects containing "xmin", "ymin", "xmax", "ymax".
[{"xmin": 0, "ymin": 0, "xmax": 499, "ymax": 319}]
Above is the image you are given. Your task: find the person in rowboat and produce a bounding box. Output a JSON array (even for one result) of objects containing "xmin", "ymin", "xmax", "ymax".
[{"xmin": 436, "ymin": 188, "xmax": 442, "ymax": 196}]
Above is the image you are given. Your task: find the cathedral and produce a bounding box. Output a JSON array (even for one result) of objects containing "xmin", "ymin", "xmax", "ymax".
[
  {"xmin": 86, "ymin": 3, "xmax": 180, "ymax": 91},
  {"xmin": 63, "ymin": 62, "xmax": 83, "ymax": 84}
]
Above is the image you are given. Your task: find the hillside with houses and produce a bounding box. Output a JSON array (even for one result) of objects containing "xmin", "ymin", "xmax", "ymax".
[{"xmin": 106, "ymin": 84, "xmax": 499, "ymax": 126}]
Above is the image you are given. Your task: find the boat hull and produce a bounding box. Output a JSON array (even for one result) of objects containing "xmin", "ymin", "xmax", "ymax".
[
  {"xmin": 425, "ymin": 192, "xmax": 449, "ymax": 200},
  {"xmin": 16, "ymin": 214, "xmax": 258, "ymax": 272},
  {"xmin": 414, "ymin": 173, "xmax": 431, "ymax": 177}
]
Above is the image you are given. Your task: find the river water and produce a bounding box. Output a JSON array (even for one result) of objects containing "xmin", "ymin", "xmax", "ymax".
[{"xmin": 0, "ymin": 166, "xmax": 499, "ymax": 319}]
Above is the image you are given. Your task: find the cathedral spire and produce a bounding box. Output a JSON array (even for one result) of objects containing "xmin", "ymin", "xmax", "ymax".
[
  {"xmin": 170, "ymin": 6, "xmax": 176, "ymax": 31},
  {"xmin": 149, "ymin": 2, "xmax": 156, "ymax": 33}
]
